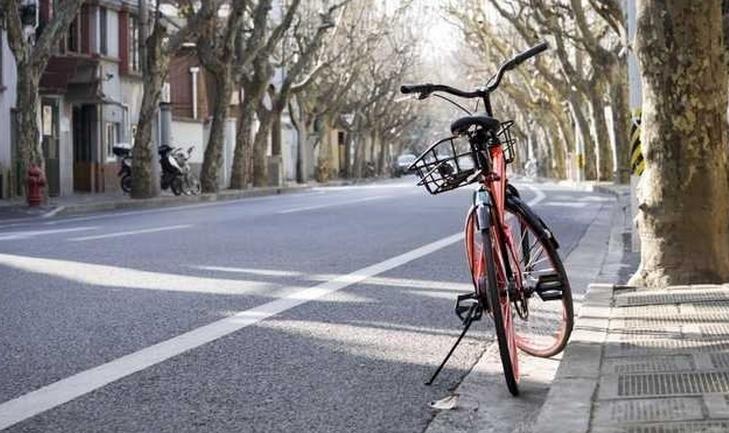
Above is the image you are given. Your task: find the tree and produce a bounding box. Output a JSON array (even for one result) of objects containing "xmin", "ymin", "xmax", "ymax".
[
  {"xmin": 131, "ymin": 0, "xmax": 222, "ymax": 198},
  {"xmin": 2, "ymin": 0, "xmax": 85, "ymax": 193},
  {"xmin": 196, "ymin": 0, "xmax": 248, "ymax": 193},
  {"xmin": 630, "ymin": 0, "xmax": 729, "ymax": 287},
  {"xmin": 229, "ymin": 0, "xmax": 301, "ymax": 190}
]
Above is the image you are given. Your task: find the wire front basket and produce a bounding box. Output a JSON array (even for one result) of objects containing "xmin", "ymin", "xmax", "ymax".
[
  {"xmin": 408, "ymin": 135, "xmax": 478, "ymax": 194},
  {"xmin": 409, "ymin": 121, "xmax": 517, "ymax": 195}
]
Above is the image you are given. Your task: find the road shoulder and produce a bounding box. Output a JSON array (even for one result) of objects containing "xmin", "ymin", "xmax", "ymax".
[{"xmin": 424, "ymin": 184, "xmax": 636, "ymax": 433}]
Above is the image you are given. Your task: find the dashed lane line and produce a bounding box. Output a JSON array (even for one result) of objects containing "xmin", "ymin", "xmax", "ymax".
[{"xmin": 67, "ymin": 225, "xmax": 192, "ymax": 241}]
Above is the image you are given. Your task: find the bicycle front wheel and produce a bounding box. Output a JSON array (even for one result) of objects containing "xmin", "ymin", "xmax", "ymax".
[
  {"xmin": 466, "ymin": 209, "xmax": 520, "ymax": 396},
  {"xmin": 505, "ymin": 196, "xmax": 574, "ymax": 358}
]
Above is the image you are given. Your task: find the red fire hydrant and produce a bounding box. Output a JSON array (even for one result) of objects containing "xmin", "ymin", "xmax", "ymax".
[{"xmin": 26, "ymin": 165, "xmax": 46, "ymax": 207}]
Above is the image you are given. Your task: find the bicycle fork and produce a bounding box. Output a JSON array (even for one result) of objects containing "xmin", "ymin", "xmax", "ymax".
[{"xmin": 425, "ymin": 190, "xmax": 492, "ymax": 386}]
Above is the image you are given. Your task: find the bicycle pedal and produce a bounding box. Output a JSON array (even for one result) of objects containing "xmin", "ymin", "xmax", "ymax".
[
  {"xmin": 454, "ymin": 293, "xmax": 482, "ymax": 323},
  {"xmin": 534, "ymin": 273, "xmax": 564, "ymax": 301}
]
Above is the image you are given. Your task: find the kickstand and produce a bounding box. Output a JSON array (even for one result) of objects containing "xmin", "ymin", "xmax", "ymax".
[{"xmin": 425, "ymin": 304, "xmax": 480, "ymax": 386}]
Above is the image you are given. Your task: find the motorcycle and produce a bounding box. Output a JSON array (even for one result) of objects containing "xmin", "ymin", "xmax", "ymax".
[{"xmin": 114, "ymin": 144, "xmax": 201, "ymax": 196}]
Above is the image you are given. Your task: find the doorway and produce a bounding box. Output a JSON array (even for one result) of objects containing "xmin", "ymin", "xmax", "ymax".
[
  {"xmin": 41, "ymin": 99, "xmax": 60, "ymax": 196},
  {"xmin": 72, "ymin": 104, "xmax": 96, "ymax": 192}
]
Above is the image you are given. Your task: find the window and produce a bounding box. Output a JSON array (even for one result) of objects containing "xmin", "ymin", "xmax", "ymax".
[
  {"xmin": 99, "ymin": 8, "xmax": 107, "ymax": 55},
  {"xmin": 129, "ymin": 16, "xmax": 140, "ymax": 72},
  {"xmin": 66, "ymin": 15, "xmax": 80, "ymax": 53},
  {"xmin": 106, "ymin": 122, "xmax": 120, "ymax": 160}
]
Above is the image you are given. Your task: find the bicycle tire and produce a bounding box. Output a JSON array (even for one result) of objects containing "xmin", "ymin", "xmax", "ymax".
[
  {"xmin": 505, "ymin": 195, "xmax": 574, "ymax": 358},
  {"xmin": 467, "ymin": 210, "xmax": 520, "ymax": 396}
]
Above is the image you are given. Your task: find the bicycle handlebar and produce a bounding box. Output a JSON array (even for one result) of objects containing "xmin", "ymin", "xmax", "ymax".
[
  {"xmin": 401, "ymin": 41, "xmax": 549, "ymax": 99},
  {"xmin": 400, "ymin": 84, "xmax": 485, "ymax": 98}
]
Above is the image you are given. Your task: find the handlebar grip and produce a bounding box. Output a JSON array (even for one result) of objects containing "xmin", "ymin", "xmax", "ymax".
[
  {"xmin": 400, "ymin": 84, "xmax": 432, "ymax": 94},
  {"xmin": 513, "ymin": 41, "xmax": 549, "ymax": 65}
]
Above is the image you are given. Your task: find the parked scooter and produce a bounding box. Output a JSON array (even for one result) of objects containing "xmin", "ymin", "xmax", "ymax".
[
  {"xmin": 158, "ymin": 145, "xmax": 201, "ymax": 196},
  {"xmin": 113, "ymin": 144, "xmax": 201, "ymax": 196},
  {"xmin": 113, "ymin": 143, "xmax": 133, "ymax": 193}
]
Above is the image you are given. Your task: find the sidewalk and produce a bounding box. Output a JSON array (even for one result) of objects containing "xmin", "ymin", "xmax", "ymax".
[{"xmin": 533, "ymin": 282, "xmax": 729, "ymax": 433}]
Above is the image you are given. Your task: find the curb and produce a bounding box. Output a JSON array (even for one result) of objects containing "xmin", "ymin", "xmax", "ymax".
[
  {"xmin": 54, "ymin": 185, "xmax": 312, "ymax": 217},
  {"xmin": 0, "ymin": 185, "xmax": 312, "ymax": 223},
  {"xmin": 531, "ymin": 283, "xmax": 613, "ymax": 433},
  {"xmin": 529, "ymin": 190, "xmax": 636, "ymax": 433}
]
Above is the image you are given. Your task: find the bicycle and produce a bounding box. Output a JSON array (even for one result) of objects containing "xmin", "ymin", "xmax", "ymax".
[{"xmin": 401, "ymin": 42, "xmax": 574, "ymax": 396}]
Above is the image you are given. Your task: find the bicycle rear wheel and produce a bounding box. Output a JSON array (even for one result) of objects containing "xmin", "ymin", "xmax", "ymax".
[
  {"xmin": 504, "ymin": 196, "xmax": 574, "ymax": 358},
  {"xmin": 466, "ymin": 209, "xmax": 520, "ymax": 396}
]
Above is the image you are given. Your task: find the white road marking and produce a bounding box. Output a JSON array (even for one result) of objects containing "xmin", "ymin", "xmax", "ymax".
[
  {"xmin": 67, "ymin": 225, "xmax": 191, "ymax": 241},
  {"xmin": 41, "ymin": 206, "xmax": 66, "ymax": 218},
  {"xmin": 542, "ymin": 201, "xmax": 589, "ymax": 208},
  {"xmin": 579, "ymin": 196, "xmax": 613, "ymax": 202},
  {"xmin": 0, "ymin": 232, "xmax": 462, "ymax": 430},
  {"xmin": 0, "ymin": 227, "xmax": 97, "ymax": 241},
  {"xmin": 0, "ymin": 254, "xmax": 276, "ymax": 295},
  {"xmin": 195, "ymin": 266, "xmax": 474, "ymax": 292},
  {"xmin": 195, "ymin": 266, "xmax": 303, "ymax": 277},
  {"xmin": 276, "ymin": 195, "xmax": 388, "ymax": 214},
  {"xmin": 0, "ymin": 184, "xmax": 547, "ymax": 430}
]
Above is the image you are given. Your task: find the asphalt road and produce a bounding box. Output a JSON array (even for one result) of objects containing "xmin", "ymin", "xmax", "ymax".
[{"xmin": 0, "ymin": 177, "xmax": 613, "ymax": 432}]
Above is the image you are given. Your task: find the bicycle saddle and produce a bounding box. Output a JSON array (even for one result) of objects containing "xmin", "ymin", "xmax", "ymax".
[{"xmin": 450, "ymin": 114, "xmax": 500, "ymax": 135}]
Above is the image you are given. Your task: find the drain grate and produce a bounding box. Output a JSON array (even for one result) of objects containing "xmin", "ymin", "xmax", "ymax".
[
  {"xmin": 607, "ymin": 340, "xmax": 729, "ymax": 357},
  {"xmin": 615, "ymin": 290, "xmax": 729, "ymax": 307},
  {"xmin": 620, "ymin": 421, "xmax": 729, "ymax": 433},
  {"xmin": 710, "ymin": 353, "xmax": 729, "ymax": 369},
  {"xmin": 601, "ymin": 356, "xmax": 693, "ymax": 374},
  {"xmin": 593, "ymin": 398, "xmax": 703, "ymax": 424},
  {"xmin": 617, "ymin": 372, "xmax": 729, "ymax": 396},
  {"xmin": 617, "ymin": 305, "xmax": 680, "ymax": 318},
  {"xmin": 700, "ymin": 324, "xmax": 729, "ymax": 337}
]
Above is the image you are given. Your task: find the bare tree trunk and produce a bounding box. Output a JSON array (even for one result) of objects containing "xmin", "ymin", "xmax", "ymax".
[
  {"xmin": 609, "ymin": 60, "xmax": 632, "ymax": 184},
  {"xmin": 200, "ymin": 68, "xmax": 232, "ymax": 192},
  {"xmin": 252, "ymin": 107, "xmax": 272, "ymax": 187},
  {"xmin": 587, "ymin": 89, "xmax": 613, "ymax": 181},
  {"xmin": 289, "ymin": 100, "xmax": 308, "ymax": 183},
  {"xmin": 131, "ymin": 29, "xmax": 166, "ymax": 198},
  {"xmin": 14, "ymin": 69, "xmax": 43, "ymax": 175},
  {"xmin": 569, "ymin": 96, "xmax": 597, "ymax": 180},
  {"xmin": 631, "ymin": 0, "xmax": 729, "ymax": 287},
  {"xmin": 230, "ymin": 100, "xmax": 256, "ymax": 189}
]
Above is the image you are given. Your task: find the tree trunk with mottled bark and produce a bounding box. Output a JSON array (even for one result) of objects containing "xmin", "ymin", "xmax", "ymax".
[
  {"xmin": 569, "ymin": 96, "xmax": 597, "ymax": 180},
  {"xmin": 131, "ymin": 28, "xmax": 166, "ymax": 198},
  {"xmin": 609, "ymin": 59, "xmax": 632, "ymax": 184},
  {"xmin": 252, "ymin": 106, "xmax": 272, "ymax": 187},
  {"xmin": 587, "ymin": 88, "xmax": 614, "ymax": 181},
  {"xmin": 631, "ymin": 0, "xmax": 729, "ymax": 287},
  {"xmin": 230, "ymin": 100, "xmax": 256, "ymax": 189},
  {"xmin": 200, "ymin": 68, "xmax": 232, "ymax": 192}
]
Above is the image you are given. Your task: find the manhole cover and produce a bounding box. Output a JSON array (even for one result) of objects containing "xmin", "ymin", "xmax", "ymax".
[{"xmin": 617, "ymin": 372, "xmax": 729, "ymax": 396}]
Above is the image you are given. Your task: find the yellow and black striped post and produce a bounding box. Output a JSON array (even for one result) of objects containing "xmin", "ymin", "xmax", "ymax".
[{"xmin": 630, "ymin": 108, "xmax": 644, "ymax": 176}]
